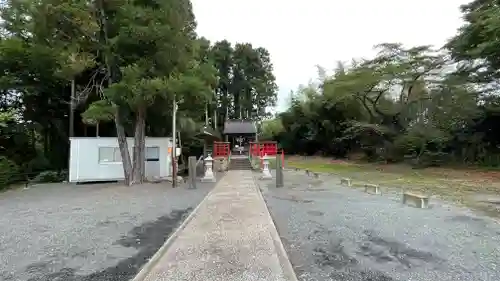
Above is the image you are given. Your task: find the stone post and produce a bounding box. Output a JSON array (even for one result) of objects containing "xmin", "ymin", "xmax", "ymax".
[
  {"xmin": 260, "ymin": 154, "xmax": 272, "ymax": 180},
  {"xmin": 188, "ymin": 156, "xmax": 197, "ymax": 189},
  {"xmin": 276, "ymin": 154, "xmax": 284, "ymax": 187},
  {"xmin": 201, "ymin": 154, "xmax": 216, "ymax": 182}
]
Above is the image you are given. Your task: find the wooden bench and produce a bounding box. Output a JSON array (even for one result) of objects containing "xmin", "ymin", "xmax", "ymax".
[
  {"xmin": 364, "ymin": 183, "xmax": 381, "ymax": 195},
  {"xmin": 340, "ymin": 178, "xmax": 352, "ymax": 186},
  {"xmin": 402, "ymin": 192, "xmax": 430, "ymax": 208}
]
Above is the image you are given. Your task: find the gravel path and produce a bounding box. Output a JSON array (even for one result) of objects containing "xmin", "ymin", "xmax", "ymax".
[
  {"xmin": 258, "ymin": 170, "xmax": 500, "ymax": 281},
  {"xmin": 0, "ymin": 180, "xmax": 215, "ymax": 281}
]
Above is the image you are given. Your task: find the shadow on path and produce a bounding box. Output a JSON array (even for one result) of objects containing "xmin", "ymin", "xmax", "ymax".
[{"xmin": 24, "ymin": 208, "xmax": 191, "ymax": 281}]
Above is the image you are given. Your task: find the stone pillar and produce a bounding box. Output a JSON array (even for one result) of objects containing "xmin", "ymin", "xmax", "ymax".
[
  {"xmin": 188, "ymin": 156, "xmax": 197, "ymax": 189},
  {"xmin": 201, "ymin": 154, "xmax": 216, "ymax": 182},
  {"xmin": 276, "ymin": 154, "xmax": 284, "ymax": 187},
  {"xmin": 260, "ymin": 154, "xmax": 272, "ymax": 180}
]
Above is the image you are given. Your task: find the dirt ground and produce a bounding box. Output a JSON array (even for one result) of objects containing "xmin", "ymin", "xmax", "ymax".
[{"xmin": 284, "ymin": 156, "xmax": 500, "ymax": 217}]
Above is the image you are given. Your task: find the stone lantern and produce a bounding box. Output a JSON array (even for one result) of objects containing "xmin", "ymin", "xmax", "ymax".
[
  {"xmin": 201, "ymin": 154, "xmax": 216, "ymax": 182},
  {"xmin": 260, "ymin": 153, "xmax": 272, "ymax": 180}
]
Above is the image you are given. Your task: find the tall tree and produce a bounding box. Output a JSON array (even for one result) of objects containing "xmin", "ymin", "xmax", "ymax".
[
  {"xmin": 82, "ymin": 0, "xmax": 215, "ymax": 185},
  {"xmin": 209, "ymin": 41, "xmax": 277, "ymax": 124},
  {"xmin": 0, "ymin": 0, "xmax": 97, "ymax": 169},
  {"xmin": 446, "ymin": 0, "xmax": 500, "ymax": 83},
  {"xmin": 210, "ymin": 40, "xmax": 233, "ymax": 126}
]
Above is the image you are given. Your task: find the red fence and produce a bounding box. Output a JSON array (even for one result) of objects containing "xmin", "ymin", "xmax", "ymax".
[
  {"xmin": 249, "ymin": 141, "xmax": 285, "ymax": 169},
  {"xmin": 213, "ymin": 141, "xmax": 230, "ymax": 158},
  {"xmin": 250, "ymin": 141, "xmax": 277, "ymax": 157}
]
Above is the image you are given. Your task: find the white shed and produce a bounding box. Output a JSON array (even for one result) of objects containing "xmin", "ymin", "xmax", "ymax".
[{"xmin": 69, "ymin": 137, "xmax": 179, "ymax": 183}]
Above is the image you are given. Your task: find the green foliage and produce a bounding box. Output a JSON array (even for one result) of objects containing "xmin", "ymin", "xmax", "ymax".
[
  {"xmin": 275, "ymin": 39, "xmax": 500, "ymax": 167},
  {"xmin": 209, "ymin": 41, "xmax": 278, "ymax": 123},
  {"xmin": 81, "ymin": 100, "xmax": 116, "ymax": 125},
  {"xmin": 447, "ymin": 0, "xmax": 500, "ymax": 80},
  {"xmin": 0, "ymin": 156, "xmax": 20, "ymax": 189},
  {"xmin": 26, "ymin": 156, "xmax": 52, "ymax": 173},
  {"xmin": 32, "ymin": 170, "xmax": 67, "ymax": 184},
  {"xmin": 260, "ymin": 119, "xmax": 284, "ymax": 140},
  {"xmin": 0, "ymin": 0, "xmax": 278, "ymax": 187}
]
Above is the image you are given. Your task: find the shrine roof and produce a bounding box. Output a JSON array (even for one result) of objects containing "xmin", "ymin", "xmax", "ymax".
[{"xmin": 223, "ymin": 119, "xmax": 257, "ymax": 134}]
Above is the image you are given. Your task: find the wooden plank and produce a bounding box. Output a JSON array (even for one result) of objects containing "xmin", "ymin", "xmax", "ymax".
[
  {"xmin": 402, "ymin": 192, "xmax": 430, "ymax": 208},
  {"xmin": 340, "ymin": 178, "xmax": 352, "ymax": 186},
  {"xmin": 364, "ymin": 183, "xmax": 381, "ymax": 195}
]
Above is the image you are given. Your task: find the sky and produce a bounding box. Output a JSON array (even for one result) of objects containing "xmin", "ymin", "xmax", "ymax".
[{"xmin": 191, "ymin": 0, "xmax": 472, "ymax": 112}]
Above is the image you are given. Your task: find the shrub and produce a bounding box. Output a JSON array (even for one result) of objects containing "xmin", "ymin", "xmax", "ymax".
[
  {"xmin": 0, "ymin": 156, "xmax": 20, "ymax": 190},
  {"xmin": 31, "ymin": 170, "xmax": 66, "ymax": 184}
]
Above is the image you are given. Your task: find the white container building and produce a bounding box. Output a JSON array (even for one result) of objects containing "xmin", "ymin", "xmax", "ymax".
[{"xmin": 69, "ymin": 137, "xmax": 179, "ymax": 183}]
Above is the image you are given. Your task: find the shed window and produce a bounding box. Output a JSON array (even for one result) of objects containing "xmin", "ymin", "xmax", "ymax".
[
  {"xmin": 98, "ymin": 147, "xmax": 122, "ymax": 163},
  {"xmin": 145, "ymin": 146, "xmax": 160, "ymax": 161}
]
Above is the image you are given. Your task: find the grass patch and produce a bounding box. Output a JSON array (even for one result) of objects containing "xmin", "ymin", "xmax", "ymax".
[{"xmin": 286, "ymin": 160, "xmax": 364, "ymax": 173}]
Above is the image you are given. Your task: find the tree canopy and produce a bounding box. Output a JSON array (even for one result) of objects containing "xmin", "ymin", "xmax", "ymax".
[
  {"xmin": 3, "ymin": 0, "xmax": 500, "ymax": 189},
  {"xmin": 0, "ymin": 0, "xmax": 277, "ymax": 188},
  {"xmin": 265, "ymin": 2, "xmax": 500, "ymax": 167}
]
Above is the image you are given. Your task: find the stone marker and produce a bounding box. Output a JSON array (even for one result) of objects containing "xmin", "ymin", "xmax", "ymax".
[
  {"xmin": 201, "ymin": 154, "xmax": 216, "ymax": 182},
  {"xmin": 260, "ymin": 154, "xmax": 273, "ymax": 180},
  {"xmin": 402, "ymin": 192, "xmax": 430, "ymax": 208},
  {"xmin": 364, "ymin": 183, "xmax": 380, "ymax": 195},
  {"xmin": 276, "ymin": 154, "xmax": 284, "ymax": 188},
  {"xmin": 340, "ymin": 178, "xmax": 352, "ymax": 186},
  {"xmin": 188, "ymin": 156, "xmax": 197, "ymax": 189}
]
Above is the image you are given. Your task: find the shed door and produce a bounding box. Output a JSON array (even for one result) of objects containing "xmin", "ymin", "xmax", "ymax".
[{"xmin": 145, "ymin": 146, "xmax": 160, "ymax": 178}]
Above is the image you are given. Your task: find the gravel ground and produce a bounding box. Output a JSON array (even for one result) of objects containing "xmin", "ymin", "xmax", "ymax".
[
  {"xmin": 258, "ymin": 170, "xmax": 500, "ymax": 281},
  {"xmin": 0, "ymin": 179, "xmax": 216, "ymax": 281}
]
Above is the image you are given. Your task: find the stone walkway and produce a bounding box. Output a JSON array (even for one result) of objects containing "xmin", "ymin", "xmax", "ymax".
[{"xmin": 138, "ymin": 170, "xmax": 296, "ymax": 281}]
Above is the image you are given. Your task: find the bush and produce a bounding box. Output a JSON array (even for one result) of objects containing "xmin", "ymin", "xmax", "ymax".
[
  {"xmin": 26, "ymin": 155, "xmax": 51, "ymax": 173},
  {"xmin": 411, "ymin": 151, "xmax": 449, "ymax": 168},
  {"xmin": 0, "ymin": 156, "xmax": 21, "ymax": 190},
  {"xmin": 31, "ymin": 170, "xmax": 67, "ymax": 184}
]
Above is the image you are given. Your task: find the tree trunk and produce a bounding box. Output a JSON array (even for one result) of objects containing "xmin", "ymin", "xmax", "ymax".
[
  {"xmin": 95, "ymin": 0, "xmax": 133, "ymax": 185},
  {"xmin": 43, "ymin": 127, "xmax": 49, "ymax": 155},
  {"xmin": 69, "ymin": 79, "xmax": 75, "ymax": 138},
  {"xmin": 115, "ymin": 106, "xmax": 133, "ymax": 186},
  {"xmin": 132, "ymin": 107, "xmax": 146, "ymax": 183}
]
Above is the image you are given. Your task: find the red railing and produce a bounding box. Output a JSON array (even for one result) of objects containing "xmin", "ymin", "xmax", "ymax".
[
  {"xmin": 250, "ymin": 141, "xmax": 277, "ymax": 157},
  {"xmin": 249, "ymin": 141, "xmax": 285, "ymax": 169},
  {"xmin": 213, "ymin": 141, "xmax": 230, "ymax": 158}
]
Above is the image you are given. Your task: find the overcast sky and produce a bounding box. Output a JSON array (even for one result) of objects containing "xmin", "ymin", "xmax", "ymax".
[{"xmin": 191, "ymin": 0, "xmax": 471, "ymax": 112}]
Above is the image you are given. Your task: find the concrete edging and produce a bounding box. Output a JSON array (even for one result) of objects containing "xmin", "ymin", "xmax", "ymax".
[
  {"xmin": 253, "ymin": 176, "xmax": 299, "ymax": 281},
  {"xmin": 287, "ymin": 167, "xmax": 433, "ymax": 208},
  {"xmin": 288, "ymin": 166, "xmax": 334, "ymax": 178},
  {"xmin": 130, "ymin": 179, "xmax": 223, "ymax": 281}
]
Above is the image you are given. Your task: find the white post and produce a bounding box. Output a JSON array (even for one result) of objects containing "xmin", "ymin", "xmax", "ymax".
[
  {"xmin": 260, "ymin": 153, "xmax": 272, "ymax": 180},
  {"xmin": 201, "ymin": 154, "xmax": 216, "ymax": 182}
]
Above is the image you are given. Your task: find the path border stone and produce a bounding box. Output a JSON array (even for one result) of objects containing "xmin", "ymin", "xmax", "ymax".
[
  {"xmin": 402, "ymin": 191, "xmax": 430, "ymax": 209},
  {"xmin": 285, "ymin": 166, "xmax": 436, "ymax": 212},
  {"xmin": 254, "ymin": 172, "xmax": 299, "ymax": 281},
  {"xmin": 364, "ymin": 183, "xmax": 381, "ymax": 195},
  {"xmin": 340, "ymin": 178, "xmax": 352, "ymax": 186}
]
